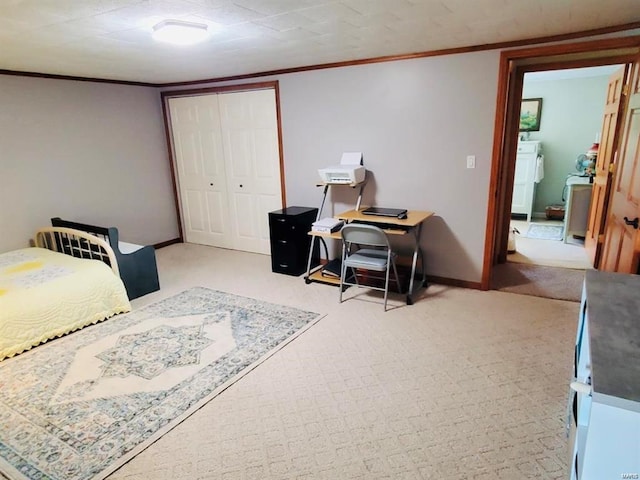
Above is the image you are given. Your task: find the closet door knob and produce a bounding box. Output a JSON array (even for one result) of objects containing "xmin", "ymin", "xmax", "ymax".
[
  {"xmin": 623, "ymin": 217, "xmax": 639, "ymax": 229},
  {"xmin": 239, "ymin": 184, "xmax": 243, "ymax": 188}
]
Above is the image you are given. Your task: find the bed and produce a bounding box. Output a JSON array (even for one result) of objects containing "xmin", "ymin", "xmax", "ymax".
[
  {"xmin": 0, "ymin": 227, "xmax": 131, "ymax": 360},
  {"xmin": 51, "ymin": 217, "xmax": 160, "ymax": 300}
]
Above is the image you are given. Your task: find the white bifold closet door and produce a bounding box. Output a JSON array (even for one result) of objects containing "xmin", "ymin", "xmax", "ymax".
[{"xmin": 168, "ymin": 89, "xmax": 282, "ymax": 255}]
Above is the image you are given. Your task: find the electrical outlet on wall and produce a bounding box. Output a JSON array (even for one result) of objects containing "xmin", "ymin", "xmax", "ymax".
[{"xmin": 466, "ymin": 155, "xmax": 476, "ymax": 168}]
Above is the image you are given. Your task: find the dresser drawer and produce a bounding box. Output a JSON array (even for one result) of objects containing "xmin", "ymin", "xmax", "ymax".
[{"xmin": 517, "ymin": 142, "xmax": 539, "ymax": 154}]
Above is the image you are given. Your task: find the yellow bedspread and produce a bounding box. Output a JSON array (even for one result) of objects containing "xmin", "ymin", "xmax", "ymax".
[{"xmin": 0, "ymin": 247, "xmax": 131, "ymax": 360}]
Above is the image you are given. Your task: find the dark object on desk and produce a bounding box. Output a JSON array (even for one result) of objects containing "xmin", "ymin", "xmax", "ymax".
[
  {"xmin": 269, "ymin": 207, "xmax": 319, "ymax": 276},
  {"xmin": 50, "ymin": 217, "xmax": 160, "ymax": 300},
  {"xmin": 361, "ymin": 207, "xmax": 407, "ymax": 219}
]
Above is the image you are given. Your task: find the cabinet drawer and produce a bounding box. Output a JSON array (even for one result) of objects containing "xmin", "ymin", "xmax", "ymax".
[
  {"xmin": 269, "ymin": 217, "xmax": 305, "ymax": 238},
  {"xmin": 271, "ymin": 243, "xmax": 304, "ymax": 276},
  {"xmin": 271, "ymin": 238, "xmax": 301, "ymax": 253},
  {"xmin": 272, "ymin": 263, "xmax": 303, "ymax": 276},
  {"xmin": 272, "ymin": 242, "xmax": 298, "ymax": 263},
  {"xmin": 270, "ymin": 237, "xmax": 318, "ymax": 276}
]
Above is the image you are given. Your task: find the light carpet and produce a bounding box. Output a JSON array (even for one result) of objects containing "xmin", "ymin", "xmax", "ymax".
[
  {"xmin": 526, "ymin": 223, "xmax": 564, "ymax": 241},
  {"xmin": 0, "ymin": 287, "xmax": 322, "ymax": 480},
  {"xmin": 110, "ymin": 244, "xmax": 579, "ymax": 479}
]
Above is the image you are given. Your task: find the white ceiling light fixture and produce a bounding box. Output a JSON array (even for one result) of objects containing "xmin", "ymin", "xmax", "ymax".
[{"xmin": 152, "ymin": 20, "xmax": 209, "ymax": 46}]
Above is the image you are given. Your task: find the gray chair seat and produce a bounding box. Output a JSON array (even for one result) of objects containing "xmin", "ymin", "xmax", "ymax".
[{"xmin": 343, "ymin": 248, "xmax": 392, "ymax": 270}]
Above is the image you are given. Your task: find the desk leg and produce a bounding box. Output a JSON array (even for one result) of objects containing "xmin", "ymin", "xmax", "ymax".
[
  {"xmin": 304, "ymin": 237, "xmax": 329, "ymax": 284},
  {"xmin": 304, "ymin": 237, "xmax": 314, "ymax": 284},
  {"xmin": 304, "ymin": 236, "xmax": 318, "ymax": 284},
  {"xmin": 406, "ymin": 224, "xmax": 426, "ymax": 305},
  {"xmin": 419, "ymin": 224, "xmax": 427, "ymax": 289}
]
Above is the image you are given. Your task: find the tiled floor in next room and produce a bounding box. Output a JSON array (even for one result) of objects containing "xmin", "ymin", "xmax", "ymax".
[{"xmin": 508, "ymin": 219, "xmax": 592, "ymax": 270}]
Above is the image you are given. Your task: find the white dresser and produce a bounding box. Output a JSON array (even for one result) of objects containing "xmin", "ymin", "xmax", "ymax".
[
  {"xmin": 567, "ymin": 271, "xmax": 640, "ymax": 479},
  {"xmin": 511, "ymin": 141, "xmax": 542, "ymax": 222}
]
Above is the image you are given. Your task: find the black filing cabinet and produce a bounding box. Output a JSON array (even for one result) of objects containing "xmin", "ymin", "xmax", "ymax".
[{"xmin": 269, "ymin": 207, "xmax": 319, "ymax": 276}]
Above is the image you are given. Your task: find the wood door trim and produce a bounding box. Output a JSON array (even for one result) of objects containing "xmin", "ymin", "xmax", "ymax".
[
  {"xmin": 273, "ymin": 81, "xmax": 287, "ymax": 207},
  {"xmin": 483, "ymin": 53, "xmax": 519, "ymax": 277},
  {"xmin": 501, "ymin": 43, "xmax": 639, "ymax": 63},
  {"xmin": 160, "ymin": 81, "xmax": 279, "ymax": 99},
  {"xmin": 481, "ymin": 35, "xmax": 640, "ymax": 290},
  {"xmin": 161, "ymin": 96, "xmax": 184, "ymax": 242}
]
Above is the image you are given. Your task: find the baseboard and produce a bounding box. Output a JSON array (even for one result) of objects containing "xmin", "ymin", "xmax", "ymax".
[
  {"xmin": 532, "ymin": 211, "xmax": 549, "ymax": 220},
  {"xmin": 147, "ymin": 242, "xmax": 483, "ymax": 291},
  {"xmin": 426, "ymin": 275, "xmax": 483, "ymax": 290},
  {"xmin": 512, "ymin": 212, "xmax": 557, "ymax": 221},
  {"xmin": 154, "ymin": 238, "xmax": 182, "ymax": 249}
]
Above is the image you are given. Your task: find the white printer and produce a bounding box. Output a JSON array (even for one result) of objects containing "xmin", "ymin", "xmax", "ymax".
[{"xmin": 318, "ymin": 152, "xmax": 366, "ymax": 184}]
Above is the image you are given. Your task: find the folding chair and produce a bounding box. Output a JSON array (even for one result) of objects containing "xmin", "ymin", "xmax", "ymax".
[{"xmin": 339, "ymin": 223, "xmax": 402, "ymax": 311}]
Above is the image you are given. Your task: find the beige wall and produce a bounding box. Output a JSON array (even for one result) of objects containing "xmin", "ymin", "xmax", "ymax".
[
  {"xmin": 0, "ymin": 75, "xmax": 178, "ymax": 251},
  {"xmin": 2, "ymin": 49, "xmax": 499, "ymax": 283},
  {"xmin": 162, "ymin": 50, "xmax": 499, "ymax": 282}
]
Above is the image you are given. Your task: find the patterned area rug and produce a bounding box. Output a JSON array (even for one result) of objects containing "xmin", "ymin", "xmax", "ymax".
[
  {"xmin": 526, "ymin": 223, "xmax": 564, "ymax": 241},
  {"xmin": 0, "ymin": 288, "xmax": 322, "ymax": 480}
]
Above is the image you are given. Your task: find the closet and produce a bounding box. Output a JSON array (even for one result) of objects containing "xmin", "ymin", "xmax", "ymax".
[{"xmin": 167, "ymin": 88, "xmax": 282, "ymax": 255}]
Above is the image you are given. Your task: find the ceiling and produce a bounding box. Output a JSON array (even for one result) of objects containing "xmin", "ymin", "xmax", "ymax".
[{"xmin": 1, "ymin": 0, "xmax": 639, "ymax": 85}]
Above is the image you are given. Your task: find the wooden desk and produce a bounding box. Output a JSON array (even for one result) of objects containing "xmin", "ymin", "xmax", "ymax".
[
  {"xmin": 336, "ymin": 209, "xmax": 433, "ymax": 230},
  {"xmin": 335, "ymin": 209, "xmax": 434, "ymax": 305}
]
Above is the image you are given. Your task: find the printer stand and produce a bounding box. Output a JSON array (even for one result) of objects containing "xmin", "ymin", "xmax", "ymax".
[{"xmin": 304, "ymin": 177, "xmax": 367, "ymax": 286}]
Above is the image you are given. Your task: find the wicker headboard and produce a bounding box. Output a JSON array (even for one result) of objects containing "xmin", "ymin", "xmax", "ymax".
[{"xmin": 34, "ymin": 227, "xmax": 120, "ymax": 276}]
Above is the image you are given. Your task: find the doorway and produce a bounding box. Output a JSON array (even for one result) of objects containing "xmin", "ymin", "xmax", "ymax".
[
  {"xmin": 482, "ymin": 35, "xmax": 640, "ymax": 291},
  {"xmin": 507, "ymin": 66, "xmax": 622, "ymax": 271}
]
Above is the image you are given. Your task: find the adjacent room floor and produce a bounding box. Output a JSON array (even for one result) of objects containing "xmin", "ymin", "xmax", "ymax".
[
  {"xmin": 508, "ymin": 219, "xmax": 591, "ymax": 270},
  {"xmin": 489, "ymin": 219, "xmax": 590, "ymax": 302}
]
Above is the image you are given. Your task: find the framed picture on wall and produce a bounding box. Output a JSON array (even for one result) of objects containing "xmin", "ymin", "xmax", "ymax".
[{"xmin": 519, "ymin": 98, "xmax": 543, "ymax": 131}]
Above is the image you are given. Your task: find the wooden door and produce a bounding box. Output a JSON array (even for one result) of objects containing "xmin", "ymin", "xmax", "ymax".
[
  {"xmin": 168, "ymin": 95, "xmax": 232, "ymax": 249},
  {"xmin": 585, "ymin": 66, "xmax": 629, "ymax": 267},
  {"xmin": 600, "ymin": 59, "xmax": 640, "ymax": 273},
  {"xmin": 218, "ymin": 89, "xmax": 283, "ymax": 255}
]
